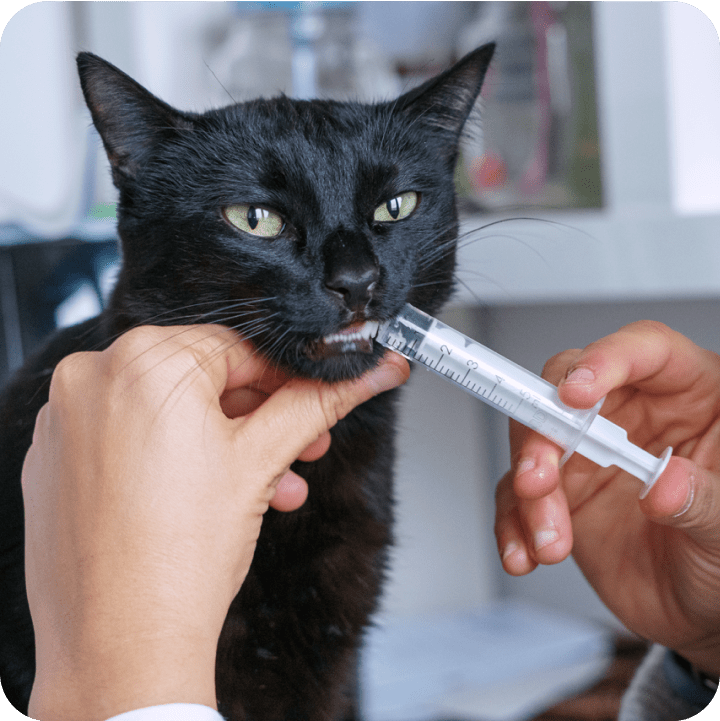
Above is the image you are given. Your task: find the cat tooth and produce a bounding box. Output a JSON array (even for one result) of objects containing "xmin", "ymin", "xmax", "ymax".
[
  {"xmin": 362, "ymin": 321, "xmax": 379, "ymax": 340},
  {"xmin": 322, "ymin": 321, "xmax": 380, "ymax": 346}
]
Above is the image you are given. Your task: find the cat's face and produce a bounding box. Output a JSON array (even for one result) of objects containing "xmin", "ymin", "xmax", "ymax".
[{"xmin": 78, "ymin": 46, "xmax": 493, "ymax": 381}]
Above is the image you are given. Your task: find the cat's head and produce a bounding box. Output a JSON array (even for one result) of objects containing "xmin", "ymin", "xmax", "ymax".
[{"xmin": 77, "ymin": 45, "xmax": 494, "ymax": 382}]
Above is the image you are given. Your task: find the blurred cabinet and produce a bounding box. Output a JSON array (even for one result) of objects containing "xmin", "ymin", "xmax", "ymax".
[{"xmin": 454, "ymin": 2, "xmax": 720, "ymax": 307}]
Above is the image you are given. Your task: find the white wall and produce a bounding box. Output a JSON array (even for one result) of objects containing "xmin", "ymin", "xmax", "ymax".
[
  {"xmin": 664, "ymin": 1, "xmax": 720, "ymax": 215},
  {"xmin": 0, "ymin": 3, "xmax": 85, "ymax": 235}
]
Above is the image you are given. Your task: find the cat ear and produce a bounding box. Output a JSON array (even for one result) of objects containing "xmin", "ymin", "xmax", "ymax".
[
  {"xmin": 76, "ymin": 52, "xmax": 194, "ymax": 185},
  {"xmin": 394, "ymin": 43, "xmax": 495, "ymax": 144}
]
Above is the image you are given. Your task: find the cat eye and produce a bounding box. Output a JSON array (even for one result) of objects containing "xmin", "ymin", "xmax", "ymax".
[
  {"xmin": 373, "ymin": 192, "xmax": 418, "ymax": 223},
  {"xmin": 224, "ymin": 204, "xmax": 285, "ymax": 238}
]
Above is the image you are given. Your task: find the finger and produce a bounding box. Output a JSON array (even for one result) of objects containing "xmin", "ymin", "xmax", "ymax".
[
  {"xmin": 641, "ymin": 456, "xmax": 720, "ymax": 549},
  {"xmin": 518, "ymin": 487, "xmax": 574, "ymax": 565},
  {"xmin": 495, "ymin": 472, "xmax": 538, "ymax": 576},
  {"xmin": 510, "ymin": 425, "xmax": 563, "ymax": 501},
  {"xmin": 220, "ymin": 387, "xmax": 269, "ymax": 418},
  {"xmin": 225, "ymin": 358, "xmax": 291, "ymax": 396},
  {"xmin": 499, "ymin": 508, "xmax": 538, "ymax": 576},
  {"xmin": 298, "ymin": 432, "xmax": 331, "ymax": 462},
  {"xmin": 540, "ymin": 349, "xmax": 582, "ymax": 387},
  {"xmin": 237, "ymin": 352, "xmax": 410, "ymax": 479},
  {"xmin": 496, "ymin": 467, "xmax": 574, "ymax": 569},
  {"xmin": 269, "ymin": 471, "xmax": 309, "ymax": 512},
  {"xmin": 220, "ymin": 390, "xmax": 332, "ymax": 464},
  {"xmin": 556, "ymin": 321, "xmax": 719, "ymax": 409}
]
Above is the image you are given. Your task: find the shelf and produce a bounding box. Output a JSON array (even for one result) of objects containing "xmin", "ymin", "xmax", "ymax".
[{"xmin": 454, "ymin": 209, "xmax": 720, "ymax": 306}]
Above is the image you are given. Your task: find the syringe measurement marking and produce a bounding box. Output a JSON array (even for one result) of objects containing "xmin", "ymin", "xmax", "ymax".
[
  {"xmin": 387, "ymin": 327, "xmax": 548, "ymax": 418},
  {"xmin": 423, "ymin": 353, "xmax": 525, "ymax": 413}
]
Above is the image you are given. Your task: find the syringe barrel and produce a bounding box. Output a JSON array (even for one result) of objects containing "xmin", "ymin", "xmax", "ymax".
[
  {"xmin": 377, "ymin": 304, "xmax": 673, "ymax": 487},
  {"xmin": 377, "ymin": 305, "xmax": 600, "ymax": 453}
]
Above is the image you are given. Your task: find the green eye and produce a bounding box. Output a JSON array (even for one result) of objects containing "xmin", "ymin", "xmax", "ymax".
[
  {"xmin": 224, "ymin": 204, "xmax": 284, "ymax": 238},
  {"xmin": 374, "ymin": 191, "xmax": 418, "ymax": 223}
]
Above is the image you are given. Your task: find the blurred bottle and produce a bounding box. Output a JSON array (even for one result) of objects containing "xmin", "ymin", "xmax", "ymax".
[{"xmin": 204, "ymin": 2, "xmax": 398, "ymax": 103}]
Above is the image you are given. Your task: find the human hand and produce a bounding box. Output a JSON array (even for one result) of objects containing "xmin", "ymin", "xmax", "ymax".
[
  {"xmin": 494, "ymin": 321, "xmax": 720, "ymax": 678},
  {"xmin": 22, "ymin": 324, "xmax": 410, "ymax": 721}
]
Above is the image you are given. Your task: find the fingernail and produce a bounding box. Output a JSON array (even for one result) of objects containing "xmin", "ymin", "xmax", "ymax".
[
  {"xmin": 516, "ymin": 458, "xmax": 548, "ymax": 481},
  {"xmin": 564, "ymin": 367, "xmax": 595, "ymax": 385},
  {"xmin": 368, "ymin": 356, "xmax": 409, "ymax": 393},
  {"xmin": 516, "ymin": 458, "xmax": 536, "ymax": 475},
  {"xmin": 502, "ymin": 542, "xmax": 527, "ymax": 567},
  {"xmin": 672, "ymin": 478, "xmax": 695, "ymax": 518},
  {"xmin": 502, "ymin": 541, "xmax": 520, "ymax": 561},
  {"xmin": 534, "ymin": 527, "xmax": 559, "ymax": 550}
]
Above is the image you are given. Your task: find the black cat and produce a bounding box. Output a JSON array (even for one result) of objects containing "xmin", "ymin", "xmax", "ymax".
[{"xmin": 0, "ymin": 44, "xmax": 494, "ymax": 719}]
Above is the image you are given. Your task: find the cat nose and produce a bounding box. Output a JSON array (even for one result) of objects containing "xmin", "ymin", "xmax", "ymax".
[{"xmin": 325, "ymin": 265, "xmax": 379, "ymax": 312}]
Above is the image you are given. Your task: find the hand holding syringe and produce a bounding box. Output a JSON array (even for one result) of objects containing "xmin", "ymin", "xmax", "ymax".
[{"xmin": 375, "ymin": 304, "xmax": 672, "ymax": 493}]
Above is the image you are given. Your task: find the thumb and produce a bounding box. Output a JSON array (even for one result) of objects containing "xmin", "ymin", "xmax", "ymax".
[
  {"xmin": 641, "ymin": 456, "xmax": 720, "ymax": 548},
  {"xmin": 236, "ymin": 352, "xmax": 410, "ymax": 482}
]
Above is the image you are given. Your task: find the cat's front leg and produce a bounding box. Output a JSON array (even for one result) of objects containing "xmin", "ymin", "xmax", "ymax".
[{"xmin": 215, "ymin": 400, "xmax": 396, "ymax": 721}]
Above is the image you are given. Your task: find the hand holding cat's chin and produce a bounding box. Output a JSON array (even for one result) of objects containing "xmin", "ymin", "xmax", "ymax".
[{"xmin": 22, "ymin": 325, "xmax": 409, "ymax": 720}]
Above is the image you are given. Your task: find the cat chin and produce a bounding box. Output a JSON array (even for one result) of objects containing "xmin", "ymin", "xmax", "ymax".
[
  {"xmin": 286, "ymin": 342, "xmax": 386, "ymax": 383},
  {"xmin": 306, "ymin": 337, "xmax": 374, "ymax": 361}
]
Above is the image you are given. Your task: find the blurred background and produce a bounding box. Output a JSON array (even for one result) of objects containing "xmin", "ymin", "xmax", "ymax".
[{"xmin": 1, "ymin": 2, "xmax": 720, "ymax": 720}]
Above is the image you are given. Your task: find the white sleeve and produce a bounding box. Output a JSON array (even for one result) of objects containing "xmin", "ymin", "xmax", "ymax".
[{"xmin": 104, "ymin": 703, "xmax": 225, "ymax": 721}]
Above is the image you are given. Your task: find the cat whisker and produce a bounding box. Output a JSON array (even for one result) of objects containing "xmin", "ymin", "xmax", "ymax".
[
  {"xmin": 128, "ymin": 310, "xmax": 285, "ymax": 419},
  {"xmin": 451, "ymin": 276, "xmax": 485, "ymax": 307},
  {"xmin": 110, "ymin": 304, "xmax": 279, "ymax": 388},
  {"xmin": 202, "ymin": 59, "xmax": 238, "ymax": 104},
  {"xmin": 455, "ymin": 215, "xmax": 594, "ymax": 254},
  {"xmin": 81, "ymin": 297, "xmax": 278, "ymax": 353},
  {"xmin": 252, "ymin": 326, "xmax": 294, "ymax": 366}
]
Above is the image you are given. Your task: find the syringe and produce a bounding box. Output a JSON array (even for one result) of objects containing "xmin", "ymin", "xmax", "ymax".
[{"xmin": 375, "ymin": 304, "xmax": 672, "ymax": 493}]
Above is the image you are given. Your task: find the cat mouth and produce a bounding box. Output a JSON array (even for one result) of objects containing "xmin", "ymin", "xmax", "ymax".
[{"xmin": 308, "ymin": 320, "xmax": 380, "ymax": 359}]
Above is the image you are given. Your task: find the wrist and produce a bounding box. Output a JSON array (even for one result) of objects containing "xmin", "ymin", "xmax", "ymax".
[{"xmin": 30, "ymin": 633, "xmax": 218, "ymax": 721}]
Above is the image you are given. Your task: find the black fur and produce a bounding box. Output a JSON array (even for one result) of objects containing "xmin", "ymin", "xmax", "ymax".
[{"xmin": 0, "ymin": 44, "xmax": 494, "ymax": 719}]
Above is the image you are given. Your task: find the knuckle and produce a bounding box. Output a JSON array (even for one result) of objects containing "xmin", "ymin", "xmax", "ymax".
[
  {"xmin": 49, "ymin": 352, "xmax": 96, "ymax": 401},
  {"xmin": 299, "ymin": 381, "xmax": 353, "ymax": 438},
  {"xmin": 317, "ymin": 384, "xmax": 344, "ymax": 430},
  {"xmin": 495, "ymin": 471, "xmax": 513, "ymax": 503},
  {"xmin": 101, "ymin": 327, "xmax": 180, "ymax": 401},
  {"xmin": 109, "ymin": 326, "xmax": 197, "ymax": 384},
  {"xmin": 108, "ymin": 325, "xmax": 236, "ymax": 389},
  {"xmin": 610, "ymin": 320, "xmax": 687, "ymax": 357},
  {"xmin": 110, "ymin": 325, "xmax": 169, "ymax": 365},
  {"xmin": 622, "ymin": 319, "xmax": 673, "ymax": 337},
  {"xmin": 615, "ymin": 319, "xmax": 678, "ymax": 357}
]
